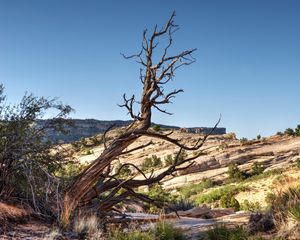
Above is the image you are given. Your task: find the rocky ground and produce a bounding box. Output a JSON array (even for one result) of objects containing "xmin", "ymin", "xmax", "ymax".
[{"xmin": 1, "ymin": 130, "xmax": 300, "ymax": 239}]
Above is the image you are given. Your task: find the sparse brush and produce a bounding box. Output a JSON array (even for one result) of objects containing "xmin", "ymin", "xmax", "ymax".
[
  {"xmin": 220, "ymin": 193, "xmax": 240, "ymax": 211},
  {"xmin": 171, "ymin": 197, "xmax": 195, "ymax": 211},
  {"xmin": 154, "ymin": 221, "xmax": 186, "ymax": 240},
  {"xmin": 240, "ymin": 200, "xmax": 261, "ymax": 212},
  {"xmin": 269, "ymin": 186, "xmax": 300, "ymax": 238},
  {"xmin": 201, "ymin": 225, "xmax": 248, "ymax": 240},
  {"xmin": 43, "ymin": 228, "xmax": 61, "ymax": 240},
  {"xmin": 73, "ymin": 214, "xmax": 104, "ymax": 240},
  {"xmin": 108, "ymin": 221, "xmax": 185, "ymax": 240},
  {"xmin": 178, "ymin": 179, "xmax": 214, "ymax": 199},
  {"xmin": 195, "ymin": 184, "xmax": 247, "ymax": 205},
  {"xmin": 287, "ymin": 203, "xmax": 300, "ymax": 221},
  {"xmin": 109, "ymin": 228, "xmax": 154, "ymax": 240}
]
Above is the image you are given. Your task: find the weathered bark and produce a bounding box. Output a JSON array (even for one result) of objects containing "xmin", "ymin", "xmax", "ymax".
[
  {"xmin": 61, "ymin": 120, "xmax": 149, "ymax": 226},
  {"xmin": 61, "ymin": 11, "xmax": 198, "ymax": 227}
]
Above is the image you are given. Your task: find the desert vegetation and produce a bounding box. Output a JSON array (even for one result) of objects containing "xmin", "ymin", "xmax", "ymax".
[{"xmin": 1, "ymin": 9, "xmax": 300, "ymax": 240}]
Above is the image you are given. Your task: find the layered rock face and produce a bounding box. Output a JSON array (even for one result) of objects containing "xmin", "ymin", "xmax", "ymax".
[{"xmin": 37, "ymin": 119, "xmax": 226, "ymax": 143}]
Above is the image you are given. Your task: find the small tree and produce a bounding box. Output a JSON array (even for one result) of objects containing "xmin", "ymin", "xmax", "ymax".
[
  {"xmin": 284, "ymin": 128, "xmax": 295, "ymax": 136},
  {"xmin": 61, "ymin": 12, "xmax": 219, "ymax": 226},
  {"xmin": 256, "ymin": 134, "xmax": 261, "ymax": 140},
  {"xmin": 251, "ymin": 161, "xmax": 264, "ymax": 175},
  {"xmin": 227, "ymin": 163, "xmax": 245, "ymax": 181},
  {"xmin": 142, "ymin": 155, "xmax": 163, "ymax": 171},
  {"xmin": 153, "ymin": 124, "xmax": 161, "ymax": 132},
  {"xmin": 295, "ymin": 124, "xmax": 300, "ymax": 136},
  {"xmin": 0, "ymin": 84, "xmax": 72, "ymax": 215}
]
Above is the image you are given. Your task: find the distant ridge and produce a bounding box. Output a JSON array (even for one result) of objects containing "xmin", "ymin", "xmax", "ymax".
[{"xmin": 37, "ymin": 119, "xmax": 226, "ymax": 143}]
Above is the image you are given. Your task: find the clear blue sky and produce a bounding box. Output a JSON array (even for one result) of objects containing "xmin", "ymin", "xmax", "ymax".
[{"xmin": 0, "ymin": 0, "xmax": 299, "ymax": 138}]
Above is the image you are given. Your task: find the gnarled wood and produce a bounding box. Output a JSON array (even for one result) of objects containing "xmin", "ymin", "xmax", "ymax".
[{"xmin": 61, "ymin": 11, "xmax": 199, "ymax": 227}]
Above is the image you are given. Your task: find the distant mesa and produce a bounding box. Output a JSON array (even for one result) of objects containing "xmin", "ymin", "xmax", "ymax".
[{"xmin": 38, "ymin": 119, "xmax": 226, "ymax": 143}]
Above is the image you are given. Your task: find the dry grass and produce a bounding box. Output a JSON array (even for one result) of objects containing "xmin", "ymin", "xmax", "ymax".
[{"xmin": 73, "ymin": 214, "xmax": 104, "ymax": 240}]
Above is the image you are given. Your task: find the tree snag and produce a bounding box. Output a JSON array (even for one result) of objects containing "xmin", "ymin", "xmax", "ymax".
[{"xmin": 61, "ymin": 12, "xmax": 214, "ymax": 227}]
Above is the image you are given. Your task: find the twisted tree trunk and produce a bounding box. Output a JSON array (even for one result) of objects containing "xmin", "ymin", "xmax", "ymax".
[{"xmin": 61, "ymin": 12, "xmax": 198, "ymax": 227}]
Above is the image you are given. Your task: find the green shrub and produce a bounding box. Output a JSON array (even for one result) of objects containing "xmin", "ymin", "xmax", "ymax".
[
  {"xmin": 202, "ymin": 225, "xmax": 248, "ymax": 240},
  {"xmin": 220, "ymin": 193, "xmax": 240, "ymax": 211},
  {"xmin": 165, "ymin": 150, "xmax": 188, "ymax": 167},
  {"xmin": 256, "ymin": 135, "xmax": 261, "ymax": 140},
  {"xmin": 115, "ymin": 161, "xmax": 132, "ymax": 177},
  {"xmin": 109, "ymin": 221, "xmax": 186, "ymax": 240},
  {"xmin": 240, "ymin": 200, "xmax": 261, "ymax": 212},
  {"xmin": 284, "ymin": 128, "xmax": 295, "ymax": 136},
  {"xmin": 251, "ymin": 162, "xmax": 264, "ymax": 176},
  {"xmin": 56, "ymin": 162, "xmax": 87, "ymax": 184},
  {"xmin": 164, "ymin": 154, "xmax": 174, "ymax": 166},
  {"xmin": 227, "ymin": 163, "xmax": 246, "ymax": 181},
  {"xmin": 195, "ymin": 185, "xmax": 247, "ymax": 205},
  {"xmin": 84, "ymin": 149, "xmax": 93, "ymax": 155},
  {"xmin": 109, "ymin": 228, "xmax": 153, "ymax": 240},
  {"xmin": 287, "ymin": 203, "xmax": 300, "ymax": 221},
  {"xmin": 0, "ymin": 84, "xmax": 72, "ymax": 207},
  {"xmin": 245, "ymin": 169, "xmax": 283, "ymax": 182},
  {"xmin": 276, "ymin": 131, "xmax": 283, "ymax": 136},
  {"xmin": 295, "ymin": 124, "xmax": 300, "ymax": 136},
  {"xmin": 179, "ymin": 179, "xmax": 215, "ymax": 199},
  {"xmin": 153, "ymin": 124, "xmax": 161, "ymax": 132},
  {"xmin": 145, "ymin": 184, "xmax": 176, "ymax": 213},
  {"xmin": 154, "ymin": 221, "xmax": 186, "ymax": 240},
  {"xmin": 270, "ymin": 186, "xmax": 300, "ymax": 223},
  {"xmin": 265, "ymin": 192, "xmax": 276, "ymax": 206},
  {"xmin": 142, "ymin": 155, "xmax": 163, "ymax": 171},
  {"xmin": 171, "ymin": 198, "xmax": 195, "ymax": 211},
  {"xmin": 71, "ymin": 141, "xmax": 81, "ymax": 152},
  {"xmin": 295, "ymin": 158, "xmax": 300, "ymax": 169},
  {"xmin": 90, "ymin": 135, "xmax": 101, "ymax": 146}
]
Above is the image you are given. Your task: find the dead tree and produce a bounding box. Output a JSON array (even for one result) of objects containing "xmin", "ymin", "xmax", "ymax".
[{"xmin": 61, "ymin": 12, "xmax": 216, "ymax": 227}]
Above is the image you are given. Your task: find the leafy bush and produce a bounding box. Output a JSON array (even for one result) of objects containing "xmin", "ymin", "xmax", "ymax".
[
  {"xmin": 220, "ymin": 193, "xmax": 240, "ymax": 211},
  {"xmin": 284, "ymin": 128, "xmax": 295, "ymax": 136},
  {"xmin": 276, "ymin": 131, "xmax": 283, "ymax": 136},
  {"xmin": 89, "ymin": 135, "xmax": 101, "ymax": 146},
  {"xmin": 265, "ymin": 192, "xmax": 276, "ymax": 206},
  {"xmin": 195, "ymin": 185, "xmax": 247, "ymax": 205},
  {"xmin": 154, "ymin": 221, "xmax": 186, "ymax": 240},
  {"xmin": 245, "ymin": 169, "xmax": 283, "ymax": 182},
  {"xmin": 270, "ymin": 186, "xmax": 300, "ymax": 223},
  {"xmin": 109, "ymin": 228, "xmax": 153, "ymax": 240},
  {"xmin": 251, "ymin": 162, "xmax": 264, "ymax": 176},
  {"xmin": 202, "ymin": 225, "xmax": 248, "ymax": 240},
  {"xmin": 240, "ymin": 200, "xmax": 261, "ymax": 212},
  {"xmin": 0, "ymin": 84, "xmax": 72, "ymax": 213},
  {"xmin": 257, "ymin": 134, "xmax": 261, "ymax": 140},
  {"xmin": 84, "ymin": 149, "xmax": 93, "ymax": 155},
  {"xmin": 74, "ymin": 215, "xmax": 104, "ymax": 240},
  {"xmin": 178, "ymin": 179, "xmax": 215, "ymax": 199},
  {"xmin": 142, "ymin": 155, "xmax": 163, "ymax": 171},
  {"xmin": 164, "ymin": 150, "xmax": 188, "ymax": 167},
  {"xmin": 153, "ymin": 124, "xmax": 161, "ymax": 132},
  {"xmin": 227, "ymin": 163, "xmax": 246, "ymax": 181},
  {"xmin": 171, "ymin": 197, "xmax": 195, "ymax": 211},
  {"xmin": 295, "ymin": 158, "xmax": 300, "ymax": 169},
  {"xmin": 295, "ymin": 124, "xmax": 300, "ymax": 136},
  {"xmin": 115, "ymin": 161, "xmax": 132, "ymax": 177},
  {"xmin": 287, "ymin": 203, "xmax": 300, "ymax": 221},
  {"xmin": 109, "ymin": 221, "xmax": 186, "ymax": 240},
  {"xmin": 145, "ymin": 184, "xmax": 176, "ymax": 213},
  {"xmin": 57, "ymin": 162, "xmax": 87, "ymax": 185}
]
